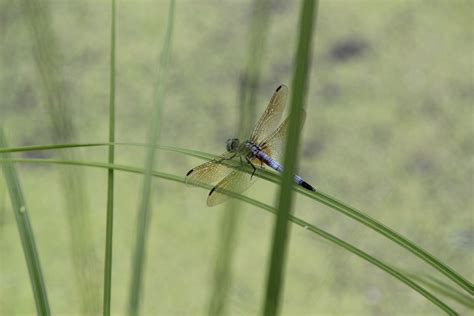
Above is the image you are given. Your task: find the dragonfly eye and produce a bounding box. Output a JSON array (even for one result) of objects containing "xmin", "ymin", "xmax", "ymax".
[{"xmin": 226, "ymin": 138, "xmax": 239, "ymax": 152}]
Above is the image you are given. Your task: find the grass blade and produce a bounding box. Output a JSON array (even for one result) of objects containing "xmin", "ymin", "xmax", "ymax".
[
  {"xmin": 0, "ymin": 143, "xmax": 110, "ymax": 153},
  {"xmin": 4, "ymin": 142, "xmax": 472, "ymax": 295},
  {"xmin": 208, "ymin": 1, "xmax": 275, "ymax": 314},
  {"xmin": 404, "ymin": 273, "xmax": 474, "ymax": 309},
  {"xmin": 264, "ymin": 1, "xmax": 317, "ymax": 315},
  {"xmin": 103, "ymin": 0, "xmax": 117, "ymax": 315},
  {"xmin": 0, "ymin": 156, "xmax": 459, "ymax": 315},
  {"xmin": 21, "ymin": 0, "xmax": 101, "ymax": 312},
  {"xmin": 127, "ymin": 1, "xmax": 175, "ymax": 314},
  {"xmin": 0, "ymin": 129, "xmax": 50, "ymax": 315},
  {"xmin": 207, "ymin": 204, "xmax": 240, "ymax": 316},
  {"xmin": 303, "ymin": 190, "xmax": 474, "ymax": 296},
  {"xmin": 238, "ymin": 0, "xmax": 274, "ymax": 135}
]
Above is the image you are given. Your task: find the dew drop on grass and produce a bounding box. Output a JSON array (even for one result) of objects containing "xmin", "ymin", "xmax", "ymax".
[{"xmin": 19, "ymin": 206, "xmax": 26, "ymax": 213}]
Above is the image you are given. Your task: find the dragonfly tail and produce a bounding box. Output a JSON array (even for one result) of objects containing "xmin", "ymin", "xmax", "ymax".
[{"xmin": 301, "ymin": 181, "xmax": 316, "ymax": 192}]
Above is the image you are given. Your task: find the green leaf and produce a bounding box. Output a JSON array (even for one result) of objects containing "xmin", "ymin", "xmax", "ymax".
[
  {"xmin": 0, "ymin": 128, "xmax": 50, "ymax": 316},
  {"xmin": 103, "ymin": 0, "xmax": 117, "ymax": 315},
  {"xmin": 127, "ymin": 1, "xmax": 175, "ymax": 315},
  {"xmin": 264, "ymin": 1, "xmax": 318, "ymax": 315}
]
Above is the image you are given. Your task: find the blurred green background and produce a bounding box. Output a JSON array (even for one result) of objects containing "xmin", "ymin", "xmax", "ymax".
[{"xmin": 1, "ymin": 0, "xmax": 472, "ymax": 315}]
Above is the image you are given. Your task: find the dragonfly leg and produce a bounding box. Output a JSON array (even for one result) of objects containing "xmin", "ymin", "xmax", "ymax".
[
  {"xmin": 217, "ymin": 153, "xmax": 236, "ymax": 164},
  {"xmin": 246, "ymin": 157, "xmax": 257, "ymax": 179}
]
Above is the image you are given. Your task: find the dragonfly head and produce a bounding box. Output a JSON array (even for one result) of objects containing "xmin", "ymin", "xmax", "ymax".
[{"xmin": 226, "ymin": 138, "xmax": 240, "ymax": 153}]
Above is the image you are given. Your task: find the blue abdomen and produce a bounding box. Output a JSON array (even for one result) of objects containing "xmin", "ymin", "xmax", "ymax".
[{"xmin": 245, "ymin": 141, "xmax": 315, "ymax": 192}]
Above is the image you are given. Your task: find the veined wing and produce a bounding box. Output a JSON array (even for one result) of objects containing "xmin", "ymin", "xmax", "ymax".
[
  {"xmin": 260, "ymin": 110, "xmax": 306, "ymax": 163},
  {"xmin": 250, "ymin": 85, "xmax": 288, "ymax": 144},
  {"xmin": 207, "ymin": 168, "xmax": 257, "ymax": 207},
  {"xmin": 185, "ymin": 152, "xmax": 235, "ymax": 187}
]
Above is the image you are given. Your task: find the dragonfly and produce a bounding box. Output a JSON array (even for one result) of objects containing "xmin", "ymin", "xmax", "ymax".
[{"xmin": 186, "ymin": 84, "xmax": 315, "ymax": 206}]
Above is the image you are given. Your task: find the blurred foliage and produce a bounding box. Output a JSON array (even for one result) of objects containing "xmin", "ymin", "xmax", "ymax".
[
  {"xmin": 1, "ymin": 0, "xmax": 472, "ymax": 315},
  {"xmin": 209, "ymin": 0, "xmax": 274, "ymax": 315}
]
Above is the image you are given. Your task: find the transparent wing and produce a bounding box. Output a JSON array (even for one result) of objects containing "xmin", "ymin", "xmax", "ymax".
[
  {"xmin": 207, "ymin": 168, "xmax": 257, "ymax": 207},
  {"xmin": 260, "ymin": 110, "xmax": 306, "ymax": 163},
  {"xmin": 185, "ymin": 152, "xmax": 235, "ymax": 186},
  {"xmin": 250, "ymin": 85, "xmax": 288, "ymax": 144}
]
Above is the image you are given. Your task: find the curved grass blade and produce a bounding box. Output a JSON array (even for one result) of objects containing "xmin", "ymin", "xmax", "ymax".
[
  {"xmin": 0, "ymin": 156, "xmax": 459, "ymax": 315},
  {"xmin": 0, "ymin": 129, "xmax": 50, "ymax": 315},
  {"xmin": 404, "ymin": 273, "xmax": 474, "ymax": 309},
  {"xmin": 0, "ymin": 143, "xmax": 110, "ymax": 154},
  {"xmin": 3, "ymin": 142, "xmax": 472, "ymax": 295}
]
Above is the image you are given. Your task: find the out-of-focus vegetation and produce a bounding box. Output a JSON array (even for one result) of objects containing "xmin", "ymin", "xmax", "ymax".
[{"xmin": 1, "ymin": 0, "xmax": 472, "ymax": 315}]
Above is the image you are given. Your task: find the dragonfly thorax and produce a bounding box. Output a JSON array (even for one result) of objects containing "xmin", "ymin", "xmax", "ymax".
[{"xmin": 226, "ymin": 138, "xmax": 240, "ymax": 153}]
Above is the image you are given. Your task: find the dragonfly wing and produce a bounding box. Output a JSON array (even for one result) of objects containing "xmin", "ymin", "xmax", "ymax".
[
  {"xmin": 260, "ymin": 110, "xmax": 306, "ymax": 163},
  {"xmin": 185, "ymin": 152, "xmax": 235, "ymax": 187},
  {"xmin": 207, "ymin": 169, "xmax": 257, "ymax": 207},
  {"xmin": 250, "ymin": 85, "xmax": 288, "ymax": 144}
]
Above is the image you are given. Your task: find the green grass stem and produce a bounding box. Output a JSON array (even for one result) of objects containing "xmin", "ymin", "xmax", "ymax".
[
  {"xmin": 21, "ymin": 0, "xmax": 101, "ymax": 312},
  {"xmin": 207, "ymin": 202, "xmax": 240, "ymax": 316},
  {"xmin": 404, "ymin": 273, "xmax": 474, "ymax": 309},
  {"xmin": 103, "ymin": 0, "xmax": 116, "ymax": 315},
  {"xmin": 238, "ymin": 0, "xmax": 274, "ymax": 135},
  {"xmin": 128, "ymin": 1, "xmax": 175, "ymax": 314},
  {"xmin": 209, "ymin": 1, "xmax": 275, "ymax": 314},
  {"xmin": 0, "ymin": 129, "xmax": 50, "ymax": 316},
  {"xmin": 264, "ymin": 1, "xmax": 317, "ymax": 315}
]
